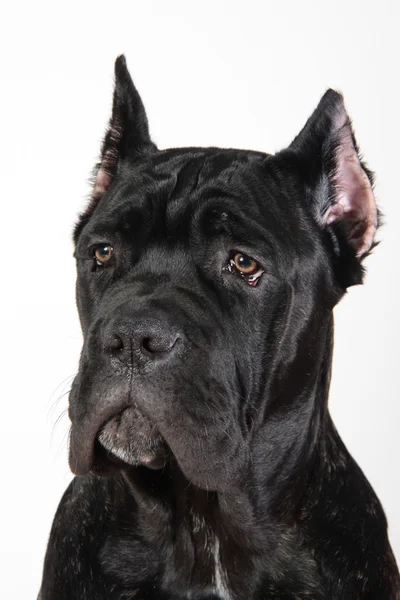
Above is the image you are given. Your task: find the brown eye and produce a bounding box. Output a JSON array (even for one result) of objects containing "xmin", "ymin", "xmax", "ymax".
[
  {"xmin": 94, "ymin": 244, "xmax": 113, "ymax": 266},
  {"xmin": 233, "ymin": 253, "xmax": 258, "ymax": 274},
  {"xmin": 226, "ymin": 252, "xmax": 264, "ymax": 286}
]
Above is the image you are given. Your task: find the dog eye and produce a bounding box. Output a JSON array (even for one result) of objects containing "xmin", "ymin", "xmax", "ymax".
[
  {"xmin": 93, "ymin": 244, "xmax": 114, "ymax": 266},
  {"xmin": 225, "ymin": 252, "xmax": 264, "ymax": 286},
  {"xmin": 233, "ymin": 253, "xmax": 258, "ymax": 274}
]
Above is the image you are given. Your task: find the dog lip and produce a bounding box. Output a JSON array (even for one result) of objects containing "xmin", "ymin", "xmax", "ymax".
[
  {"xmin": 69, "ymin": 425, "xmax": 95, "ymax": 476},
  {"xmin": 140, "ymin": 454, "xmax": 168, "ymax": 470},
  {"xmin": 68, "ymin": 401, "xmax": 131, "ymax": 476}
]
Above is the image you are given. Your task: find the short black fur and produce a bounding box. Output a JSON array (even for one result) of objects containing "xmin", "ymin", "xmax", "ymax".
[{"xmin": 39, "ymin": 56, "xmax": 399, "ymax": 599}]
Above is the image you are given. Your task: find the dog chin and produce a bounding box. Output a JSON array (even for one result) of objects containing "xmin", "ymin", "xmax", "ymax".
[
  {"xmin": 92, "ymin": 406, "xmax": 169, "ymax": 473},
  {"xmin": 97, "ymin": 429, "xmax": 167, "ymax": 470}
]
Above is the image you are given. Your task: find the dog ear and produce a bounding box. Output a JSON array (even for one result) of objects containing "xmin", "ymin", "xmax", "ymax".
[
  {"xmin": 89, "ymin": 55, "xmax": 156, "ymax": 211},
  {"xmin": 289, "ymin": 90, "xmax": 378, "ymax": 266}
]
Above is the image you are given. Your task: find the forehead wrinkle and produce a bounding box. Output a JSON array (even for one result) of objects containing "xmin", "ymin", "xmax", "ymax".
[
  {"xmin": 95, "ymin": 151, "xmax": 270, "ymax": 244},
  {"xmin": 164, "ymin": 156, "xmax": 208, "ymax": 229},
  {"xmin": 164, "ymin": 154, "xmax": 254, "ymax": 228}
]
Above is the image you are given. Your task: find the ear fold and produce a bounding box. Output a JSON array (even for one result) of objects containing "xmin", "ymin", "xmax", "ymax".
[
  {"xmin": 290, "ymin": 90, "xmax": 378, "ymax": 261},
  {"xmin": 88, "ymin": 55, "xmax": 156, "ymax": 213}
]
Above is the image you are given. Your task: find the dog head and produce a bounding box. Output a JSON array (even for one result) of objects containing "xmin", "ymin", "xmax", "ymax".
[{"xmin": 68, "ymin": 56, "xmax": 377, "ymax": 491}]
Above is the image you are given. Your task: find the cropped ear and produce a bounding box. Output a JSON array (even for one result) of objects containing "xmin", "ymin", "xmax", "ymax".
[
  {"xmin": 290, "ymin": 90, "xmax": 378, "ymax": 267},
  {"xmin": 88, "ymin": 55, "xmax": 156, "ymax": 212}
]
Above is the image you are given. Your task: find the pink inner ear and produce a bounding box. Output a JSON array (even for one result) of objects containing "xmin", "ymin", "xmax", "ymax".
[
  {"xmin": 323, "ymin": 108, "xmax": 377, "ymax": 257},
  {"xmin": 85, "ymin": 122, "xmax": 124, "ymax": 216},
  {"xmin": 81, "ymin": 168, "xmax": 112, "ymax": 218},
  {"xmin": 93, "ymin": 168, "xmax": 111, "ymax": 198}
]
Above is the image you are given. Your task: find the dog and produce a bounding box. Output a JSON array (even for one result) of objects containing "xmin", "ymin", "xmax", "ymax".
[{"xmin": 39, "ymin": 55, "xmax": 400, "ymax": 599}]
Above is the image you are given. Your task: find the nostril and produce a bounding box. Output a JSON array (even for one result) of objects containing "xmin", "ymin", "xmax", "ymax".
[
  {"xmin": 142, "ymin": 337, "xmax": 154, "ymax": 354},
  {"xmin": 141, "ymin": 335, "xmax": 179, "ymax": 356},
  {"xmin": 107, "ymin": 334, "xmax": 124, "ymax": 354}
]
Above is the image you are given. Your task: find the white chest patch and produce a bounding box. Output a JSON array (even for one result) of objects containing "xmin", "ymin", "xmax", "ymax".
[
  {"xmin": 213, "ymin": 537, "xmax": 232, "ymax": 600},
  {"xmin": 185, "ymin": 512, "xmax": 233, "ymax": 600}
]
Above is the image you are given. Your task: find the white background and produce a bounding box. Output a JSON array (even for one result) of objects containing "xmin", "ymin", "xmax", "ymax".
[{"xmin": 1, "ymin": 1, "xmax": 399, "ymax": 597}]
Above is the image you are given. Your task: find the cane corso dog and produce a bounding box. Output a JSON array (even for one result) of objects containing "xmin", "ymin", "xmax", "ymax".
[{"xmin": 39, "ymin": 56, "xmax": 400, "ymax": 599}]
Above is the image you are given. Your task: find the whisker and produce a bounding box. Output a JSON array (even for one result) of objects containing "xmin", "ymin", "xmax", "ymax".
[
  {"xmin": 54, "ymin": 425, "xmax": 72, "ymax": 459},
  {"xmin": 47, "ymin": 373, "xmax": 76, "ymax": 417},
  {"xmin": 53, "ymin": 407, "xmax": 68, "ymax": 429}
]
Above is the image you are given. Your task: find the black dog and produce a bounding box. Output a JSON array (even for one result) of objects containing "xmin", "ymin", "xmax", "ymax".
[{"xmin": 39, "ymin": 56, "xmax": 400, "ymax": 599}]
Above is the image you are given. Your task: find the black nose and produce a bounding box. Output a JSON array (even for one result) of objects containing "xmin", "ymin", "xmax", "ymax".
[{"xmin": 104, "ymin": 315, "xmax": 180, "ymax": 362}]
